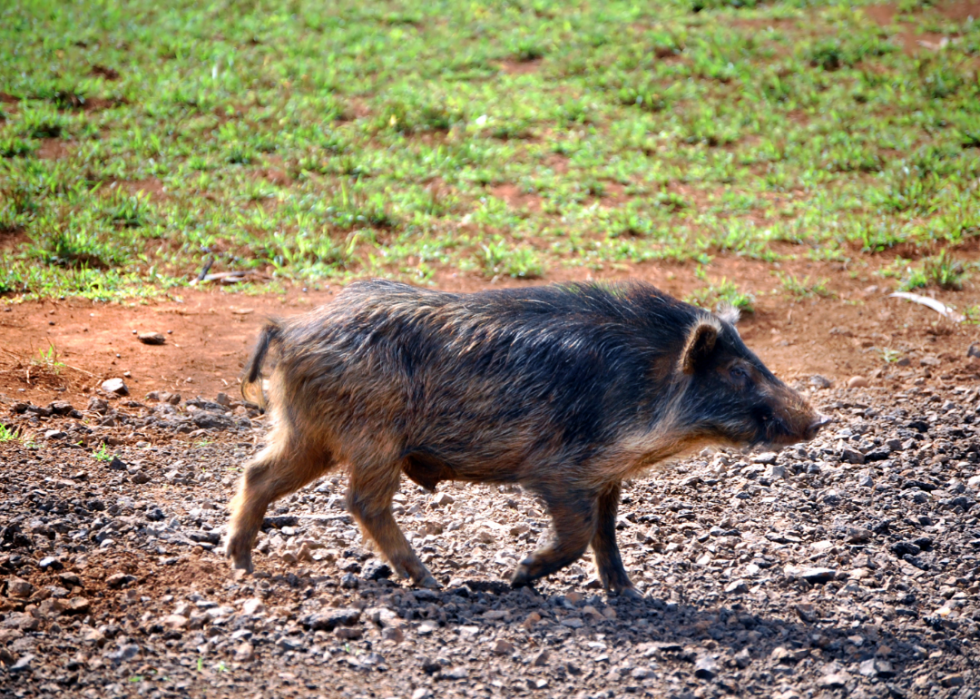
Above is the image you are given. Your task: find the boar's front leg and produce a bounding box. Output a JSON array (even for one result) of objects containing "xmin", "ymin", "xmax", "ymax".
[
  {"xmin": 347, "ymin": 459, "xmax": 441, "ymax": 590},
  {"xmin": 511, "ymin": 486, "xmax": 598, "ymax": 588},
  {"xmin": 591, "ymin": 482, "xmax": 640, "ymax": 597}
]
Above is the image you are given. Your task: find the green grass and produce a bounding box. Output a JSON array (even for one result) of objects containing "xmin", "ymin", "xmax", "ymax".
[
  {"xmin": 778, "ymin": 272, "xmax": 834, "ymax": 298},
  {"xmin": 1, "ymin": 0, "xmax": 979, "ymax": 300},
  {"xmin": 0, "ymin": 424, "xmax": 19, "ymax": 443},
  {"xmin": 687, "ymin": 267, "xmax": 755, "ymax": 312}
]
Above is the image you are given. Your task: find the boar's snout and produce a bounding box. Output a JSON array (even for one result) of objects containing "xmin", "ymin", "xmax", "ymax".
[{"xmin": 804, "ymin": 414, "xmax": 832, "ymax": 440}]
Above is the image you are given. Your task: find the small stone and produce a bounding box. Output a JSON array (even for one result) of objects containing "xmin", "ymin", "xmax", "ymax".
[
  {"xmin": 969, "ymin": 344, "xmax": 980, "ymax": 359},
  {"xmin": 560, "ymin": 617, "xmax": 584, "ymax": 629},
  {"xmin": 162, "ymin": 614, "xmax": 188, "ymax": 629},
  {"xmin": 101, "ymin": 378, "xmax": 129, "ymax": 396},
  {"xmin": 69, "ymin": 597, "xmax": 90, "ymax": 613},
  {"xmin": 362, "ymin": 560, "xmax": 392, "ymax": 581},
  {"xmin": 44, "ymin": 430, "xmax": 67, "ymax": 440},
  {"xmin": 131, "ymin": 472, "xmax": 152, "ymax": 485},
  {"xmin": 417, "ymin": 621, "xmax": 438, "ymax": 635},
  {"xmin": 941, "ymin": 674, "xmax": 966, "ymax": 688},
  {"xmin": 751, "ymin": 452, "xmax": 778, "ymax": 465},
  {"xmin": 38, "ymin": 598, "xmax": 69, "ymax": 617},
  {"xmin": 431, "ymin": 492, "xmax": 454, "ymax": 507},
  {"xmin": 764, "ymin": 463, "xmax": 786, "ymax": 480},
  {"xmin": 441, "ymin": 667, "xmax": 468, "ymax": 680},
  {"xmin": 532, "ymin": 649, "xmax": 550, "ymax": 666},
  {"xmin": 841, "ymin": 449, "xmax": 865, "ymax": 465},
  {"xmin": 137, "ymin": 332, "xmax": 166, "ymax": 345},
  {"xmin": 771, "ymin": 647, "xmax": 798, "ymax": 664},
  {"xmin": 106, "ymin": 456, "xmax": 127, "ymax": 471},
  {"xmin": 6, "ymin": 578, "xmax": 33, "ymax": 599},
  {"xmin": 303, "ymin": 608, "xmax": 361, "ymax": 631},
  {"xmin": 820, "ymin": 671, "xmax": 851, "ymax": 688},
  {"xmin": 725, "ymin": 580, "xmax": 747, "ymax": 594},
  {"xmin": 106, "ymin": 644, "xmax": 140, "ymax": 665},
  {"xmin": 335, "ymin": 627, "xmax": 363, "ymax": 640},
  {"xmin": 9, "ymin": 654, "xmax": 34, "ymax": 673},
  {"xmin": 846, "ymin": 527, "xmax": 872, "ymax": 544},
  {"xmin": 491, "ymin": 639, "xmax": 514, "ymax": 655},
  {"xmin": 694, "ymin": 655, "xmax": 717, "ymax": 680},
  {"xmin": 241, "ymin": 598, "xmax": 266, "ymax": 616},
  {"xmin": 234, "ymin": 643, "xmax": 254, "ymax": 662},
  {"xmin": 340, "ymin": 572, "xmax": 359, "ymax": 589},
  {"xmin": 847, "ymin": 376, "xmax": 869, "ymax": 389},
  {"xmin": 411, "ymin": 690, "xmax": 433, "ymax": 699},
  {"xmin": 87, "ymin": 397, "xmax": 109, "ymax": 414},
  {"xmin": 801, "ymin": 568, "xmax": 837, "ymax": 584},
  {"xmin": 382, "ymin": 627, "xmax": 404, "ymax": 642},
  {"xmin": 105, "ymin": 573, "xmax": 135, "ymax": 589},
  {"xmin": 734, "ymin": 648, "xmax": 752, "ymax": 669},
  {"xmin": 810, "ymin": 375, "xmax": 833, "ymax": 389}
]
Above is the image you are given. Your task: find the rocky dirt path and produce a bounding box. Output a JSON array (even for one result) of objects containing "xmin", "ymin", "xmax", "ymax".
[{"xmin": 2, "ymin": 376, "xmax": 979, "ymax": 699}]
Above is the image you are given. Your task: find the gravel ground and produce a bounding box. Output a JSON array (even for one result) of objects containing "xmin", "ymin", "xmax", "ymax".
[{"xmin": 1, "ymin": 377, "xmax": 979, "ymax": 699}]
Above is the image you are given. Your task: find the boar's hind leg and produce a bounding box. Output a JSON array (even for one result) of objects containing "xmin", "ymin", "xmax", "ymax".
[
  {"xmin": 511, "ymin": 488, "xmax": 597, "ymax": 588},
  {"xmin": 347, "ymin": 460, "xmax": 440, "ymax": 590},
  {"xmin": 226, "ymin": 436, "xmax": 335, "ymax": 573},
  {"xmin": 591, "ymin": 483, "xmax": 638, "ymax": 597}
]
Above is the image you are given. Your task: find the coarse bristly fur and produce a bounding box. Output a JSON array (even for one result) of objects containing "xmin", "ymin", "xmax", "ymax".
[{"xmin": 227, "ymin": 279, "xmax": 828, "ymax": 594}]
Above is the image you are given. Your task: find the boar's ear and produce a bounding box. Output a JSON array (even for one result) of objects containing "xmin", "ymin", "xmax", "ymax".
[{"xmin": 681, "ymin": 318, "xmax": 721, "ymax": 375}]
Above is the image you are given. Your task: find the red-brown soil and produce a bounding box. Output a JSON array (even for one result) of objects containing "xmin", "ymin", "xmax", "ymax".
[{"xmin": 2, "ymin": 257, "xmax": 978, "ymax": 408}]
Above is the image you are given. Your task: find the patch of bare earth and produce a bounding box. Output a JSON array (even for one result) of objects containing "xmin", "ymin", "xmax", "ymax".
[{"xmin": 866, "ymin": 1, "xmax": 980, "ymax": 53}]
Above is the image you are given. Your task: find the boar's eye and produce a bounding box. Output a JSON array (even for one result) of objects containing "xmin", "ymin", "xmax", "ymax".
[{"xmin": 729, "ymin": 365, "xmax": 749, "ymax": 385}]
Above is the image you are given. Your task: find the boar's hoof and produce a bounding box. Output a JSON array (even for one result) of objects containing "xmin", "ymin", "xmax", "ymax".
[
  {"xmin": 614, "ymin": 586, "xmax": 643, "ymax": 601},
  {"xmin": 510, "ymin": 563, "xmax": 536, "ymax": 589},
  {"xmin": 415, "ymin": 574, "xmax": 442, "ymax": 590},
  {"xmin": 225, "ymin": 541, "xmax": 254, "ymax": 575}
]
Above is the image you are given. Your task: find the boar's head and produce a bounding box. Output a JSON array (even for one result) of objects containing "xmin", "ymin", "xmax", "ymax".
[{"xmin": 677, "ymin": 313, "xmax": 829, "ymax": 447}]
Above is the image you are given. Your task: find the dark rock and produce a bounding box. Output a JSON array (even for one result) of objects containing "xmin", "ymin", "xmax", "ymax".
[
  {"xmin": 49, "ymin": 401, "xmax": 74, "ymax": 415},
  {"xmin": 693, "ymin": 655, "xmax": 717, "ymax": 679},
  {"xmin": 801, "ymin": 568, "xmax": 837, "ymax": 584},
  {"xmin": 362, "ymin": 560, "xmax": 392, "ymax": 581},
  {"xmin": 841, "ymin": 448, "xmax": 865, "ymax": 465},
  {"xmin": 105, "ymin": 573, "xmax": 136, "ymax": 589},
  {"xmin": 137, "ymin": 332, "xmax": 165, "ymax": 345},
  {"xmin": 890, "ymin": 541, "xmax": 921, "ymax": 557},
  {"xmin": 106, "ymin": 644, "xmax": 139, "ymax": 664},
  {"xmin": 38, "ymin": 556, "xmax": 63, "ymax": 570},
  {"xmin": 106, "ymin": 456, "xmax": 127, "ymax": 472},
  {"xmin": 302, "ymin": 608, "xmax": 361, "ymax": 631},
  {"xmin": 186, "ymin": 398, "xmax": 229, "ymax": 413},
  {"xmin": 87, "ymin": 397, "xmax": 109, "ymax": 414},
  {"xmin": 191, "ymin": 411, "xmax": 235, "ymax": 431},
  {"xmin": 262, "ymin": 515, "xmax": 298, "ymax": 529}
]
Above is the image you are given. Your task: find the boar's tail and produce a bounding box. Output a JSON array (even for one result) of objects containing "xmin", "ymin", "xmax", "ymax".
[{"xmin": 240, "ymin": 320, "xmax": 282, "ymax": 409}]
